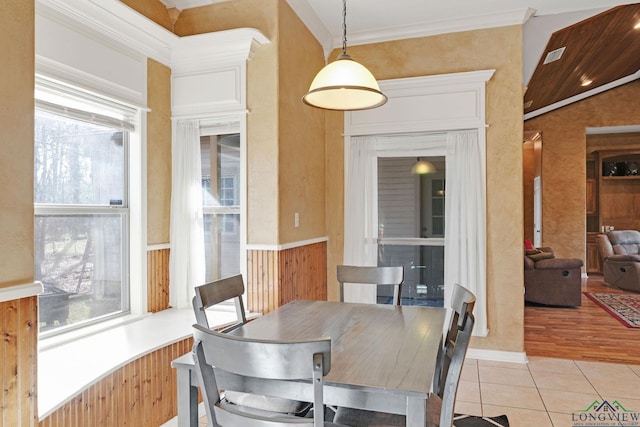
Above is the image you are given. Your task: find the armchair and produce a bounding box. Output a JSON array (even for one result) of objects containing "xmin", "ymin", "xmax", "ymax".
[
  {"xmin": 524, "ymin": 247, "xmax": 583, "ymax": 306},
  {"xmin": 597, "ymin": 230, "xmax": 640, "ymax": 292}
]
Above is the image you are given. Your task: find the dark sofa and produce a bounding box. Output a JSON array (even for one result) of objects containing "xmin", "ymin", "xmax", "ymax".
[
  {"xmin": 524, "ymin": 247, "xmax": 583, "ymax": 307},
  {"xmin": 597, "ymin": 230, "xmax": 640, "ymax": 292}
]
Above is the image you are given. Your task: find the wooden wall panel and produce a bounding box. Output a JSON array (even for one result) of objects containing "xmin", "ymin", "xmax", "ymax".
[
  {"xmin": 600, "ymin": 179, "xmax": 640, "ymax": 231},
  {"xmin": 247, "ymin": 241, "xmax": 327, "ymax": 314},
  {"xmin": 147, "ymin": 248, "xmax": 170, "ymax": 312},
  {"xmin": 247, "ymin": 249, "xmax": 279, "ymax": 314},
  {"xmin": 0, "ymin": 296, "xmax": 38, "ymax": 427},
  {"xmin": 279, "ymin": 242, "xmax": 327, "ymax": 304},
  {"xmin": 38, "ymin": 337, "xmax": 192, "ymax": 427}
]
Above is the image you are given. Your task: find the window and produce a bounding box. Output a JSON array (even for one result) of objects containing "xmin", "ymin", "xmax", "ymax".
[
  {"xmin": 34, "ymin": 77, "xmax": 137, "ymax": 335},
  {"xmin": 200, "ymin": 133, "xmax": 241, "ymax": 282},
  {"xmin": 377, "ymin": 156, "xmax": 445, "ymax": 306}
]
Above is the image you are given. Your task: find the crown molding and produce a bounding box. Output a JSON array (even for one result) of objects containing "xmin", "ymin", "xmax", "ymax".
[
  {"xmin": 344, "ymin": 8, "xmax": 534, "ymax": 47},
  {"xmin": 283, "ymin": 3, "xmax": 533, "ymax": 56},
  {"xmin": 172, "ymin": 28, "xmax": 270, "ymax": 74},
  {"xmin": 36, "ymin": 0, "xmax": 269, "ymax": 69},
  {"xmin": 37, "ymin": 0, "xmax": 176, "ymax": 64}
]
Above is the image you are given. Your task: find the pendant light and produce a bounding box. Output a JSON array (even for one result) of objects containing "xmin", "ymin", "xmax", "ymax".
[
  {"xmin": 302, "ymin": 0, "xmax": 387, "ymax": 111},
  {"xmin": 411, "ymin": 158, "xmax": 436, "ymax": 175}
]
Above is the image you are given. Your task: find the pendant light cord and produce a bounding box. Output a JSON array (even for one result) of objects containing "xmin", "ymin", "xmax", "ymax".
[{"xmin": 342, "ymin": 0, "xmax": 348, "ymax": 55}]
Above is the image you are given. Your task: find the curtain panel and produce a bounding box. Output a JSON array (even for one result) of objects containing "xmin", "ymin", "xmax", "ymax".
[
  {"xmin": 343, "ymin": 136, "xmax": 378, "ymax": 303},
  {"xmin": 169, "ymin": 120, "xmax": 206, "ymax": 308},
  {"xmin": 444, "ymin": 129, "xmax": 487, "ymax": 336}
]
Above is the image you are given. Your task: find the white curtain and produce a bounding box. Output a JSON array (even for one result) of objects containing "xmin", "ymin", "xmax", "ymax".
[
  {"xmin": 343, "ymin": 136, "xmax": 378, "ymax": 303},
  {"xmin": 444, "ymin": 129, "xmax": 487, "ymax": 336},
  {"xmin": 169, "ymin": 120, "xmax": 206, "ymax": 308}
]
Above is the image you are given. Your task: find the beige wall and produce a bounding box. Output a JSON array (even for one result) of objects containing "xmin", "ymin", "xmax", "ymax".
[
  {"xmin": 525, "ymin": 81, "xmax": 640, "ymax": 261},
  {"xmin": 0, "ymin": 0, "xmax": 34, "ymax": 289},
  {"xmin": 326, "ymin": 26, "xmax": 525, "ymax": 351},
  {"xmin": 277, "ymin": 2, "xmax": 326, "ymax": 243},
  {"xmin": 146, "ymin": 59, "xmax": 172, "ymax": 245}
]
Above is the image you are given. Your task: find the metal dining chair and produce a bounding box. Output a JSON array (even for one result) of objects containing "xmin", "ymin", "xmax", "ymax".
[
  {"xmin": 192, "ymin": 324, "xmax": 346, "ymax": 426},
  {"xmin": 336, "ymin": 265, "xmax": 404, "ymax": 305},
  {"xmin": 193, "ymin": 275, "xmax": 312, "ymax": 416},
  {"xmin": 193, "ymin": 274, "xmax": 247, "ymax": 333},
  {"xmin": 333, "ymin": 284, "xmax": 476, "ymax": 427},
  {"xmin": 431, "ymin": 284, "xmax": 476, "ymax": 405}
]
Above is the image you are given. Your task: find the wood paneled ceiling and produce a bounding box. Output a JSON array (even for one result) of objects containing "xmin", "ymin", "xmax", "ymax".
[{"xmin": 524, "ymin": 4, "xmax": 640, "ymax": 116}]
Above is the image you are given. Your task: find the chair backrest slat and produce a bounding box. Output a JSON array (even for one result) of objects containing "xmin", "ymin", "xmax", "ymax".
[
  {"xmin": 336, "ymin": 265, "xmax": 404, "ymax": 306},
  {"xmin": 439, "ymin": 309, "xmax": 474, "ymax": 427},
  {"xmin": 432, "ymin": 283, "xmax": 476, "ymax": 427},
  {"xmin": 193, "ymin": 274, "xmax": 247, "ymax": 330},
  {"xmin": 192, "ymin": 324, "xmax": 331, "ymax": 426}
]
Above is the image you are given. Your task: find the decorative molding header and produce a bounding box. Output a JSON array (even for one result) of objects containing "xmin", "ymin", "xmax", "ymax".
[
  {"xmin": 171, "ymin": 28, "xmax": 270, "ymax": 74},
  {"xmin": 37, "ymin": 0, "xmax": 270, "ymax": 69},
  {"xmin": 37, "ymin": 0, "xmax": 270, "ymax": 118},
  {"xmin": 345, "ymin": 70, "xmax": 495, "ymax": 136}
]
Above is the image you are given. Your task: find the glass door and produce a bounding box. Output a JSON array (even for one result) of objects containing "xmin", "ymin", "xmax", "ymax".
[{"xmin": 377, "ymin": 156, "xmax": 445, "ymax": 307}]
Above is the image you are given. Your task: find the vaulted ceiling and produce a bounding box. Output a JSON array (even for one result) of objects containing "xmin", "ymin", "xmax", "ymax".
[{"xmin": 524, "ymin": 3, "xmax": 640, "ymax": 118}]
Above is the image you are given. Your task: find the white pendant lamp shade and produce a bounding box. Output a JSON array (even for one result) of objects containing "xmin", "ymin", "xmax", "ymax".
[
  {"xmin": 302, "ymin": 0, "xmax": 387, "ymax": 111},
  {"xmin": 302, "ymin": 54, "xmax": 387, "ymax": 111},
  {"xmin": 411, "ymin": 158, "xmax": 437, "ymax": 174}
]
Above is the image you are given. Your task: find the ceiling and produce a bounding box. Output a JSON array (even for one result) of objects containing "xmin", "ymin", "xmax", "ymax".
[{"xmin": 160, "ymin": 0, "xmax": 640, "ymax": 118}]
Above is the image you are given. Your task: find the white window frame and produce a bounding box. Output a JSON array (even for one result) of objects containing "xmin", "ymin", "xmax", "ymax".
[
  {"xmin": 198, "ymin": 116, "xmax": 248, "ymax": 307},
  {"xmin": 34, "ymin": 75, "xmax": 146, "ymax": 339}
]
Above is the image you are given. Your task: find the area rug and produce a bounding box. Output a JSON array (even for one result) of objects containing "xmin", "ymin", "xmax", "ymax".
[
  {"xmin": 453, "ymin": 414, "xmax": 509, "ymax": 426},
  {"xmin": 584, "ymin": 292, "xmax": 640, "ymax": 328}
]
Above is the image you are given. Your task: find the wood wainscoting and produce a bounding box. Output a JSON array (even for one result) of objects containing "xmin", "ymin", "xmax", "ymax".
[
  {"xmin": 247, "ymin": 240, "xmax": 327, "ymax": 314},
  {"xmin": 0, "ymin": 296, "xmax": 38, "ymax": 427},
  {"xmin": 38, "ymin": 337, "xmax": 192, "ymax": 427},
  {"xmin": 147, "ymin": 247, "xmax": 170, "ymax": 313}
]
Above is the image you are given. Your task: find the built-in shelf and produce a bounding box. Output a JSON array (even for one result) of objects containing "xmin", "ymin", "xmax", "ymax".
[
  {"xmin": 602, "ymin": 175, "xmax": 640, "ymax": 180},
  {"xmin": 601, "ymin": 152, "xmax": 640, "ymax": 177}
]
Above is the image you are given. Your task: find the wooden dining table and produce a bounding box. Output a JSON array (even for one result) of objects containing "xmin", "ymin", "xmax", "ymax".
[{"xmin": 172, "ymin": 299, "xmax": 446, "ymax": 426}]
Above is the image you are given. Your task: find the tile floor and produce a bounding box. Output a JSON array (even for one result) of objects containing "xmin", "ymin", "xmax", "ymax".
[
  {"xmin": 457, "ymin": 357, "xmax": 640, "ymax": 427},
  {"xmin": 195, "ymin": 356, "xmax": 640, "ymax": 426}
]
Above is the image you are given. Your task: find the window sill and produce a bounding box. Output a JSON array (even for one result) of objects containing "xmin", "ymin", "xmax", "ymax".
[{"xmin": 38, "ymin": 307, "xmax": 258, "ymax": 419}]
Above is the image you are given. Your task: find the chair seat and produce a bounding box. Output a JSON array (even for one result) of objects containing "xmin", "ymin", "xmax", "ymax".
[
  {"xmin": 333, "ymin": 407, "xmax": 405, "ymax": 426},
  {"xmin": 332, "ymin": 396, "xmax": 454, "ymax": 427},
  {"xmin": 224, "ymin": 391, "xmax": 312, "ymax": 415},
  {"xmin": 217, "ymin": 401, "xmax": 346, "ymax": 426}
]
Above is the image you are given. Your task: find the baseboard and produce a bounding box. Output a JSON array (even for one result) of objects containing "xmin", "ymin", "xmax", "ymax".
[{"xmin": 466, "ymin": 348, "xmax": 529, "ymax": 364}]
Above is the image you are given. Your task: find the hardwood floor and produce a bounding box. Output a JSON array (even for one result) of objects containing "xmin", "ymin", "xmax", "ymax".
[{"xmin": 525, "ymin": 275, "xmax": 640, "ymax": 364}]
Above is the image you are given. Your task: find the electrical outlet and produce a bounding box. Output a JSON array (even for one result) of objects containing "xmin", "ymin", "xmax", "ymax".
[{"xmin": 294, "ymin": 212, "xmax": 299, "ymax": 228}]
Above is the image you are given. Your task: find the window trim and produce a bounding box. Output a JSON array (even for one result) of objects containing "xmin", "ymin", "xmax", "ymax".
[
  {"xmin": 198, "ymin": 115, "xmax": 248, "ymax": 301},
  {"xmin": 34, "ymin": 77, "xmax": 145, "ymax": 338}
]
